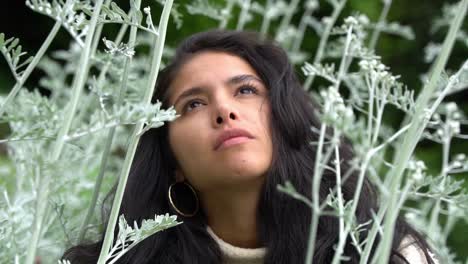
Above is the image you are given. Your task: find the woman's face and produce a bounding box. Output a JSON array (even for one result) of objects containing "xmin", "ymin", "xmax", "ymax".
[{"xmin": 167, "ymin": 51, "xmax": 273, "ymax": 193}]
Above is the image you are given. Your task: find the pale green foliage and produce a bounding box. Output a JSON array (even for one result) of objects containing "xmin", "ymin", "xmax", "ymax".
[
  {"xmin": 319, "ymin": 85, "xmax": 355, "ymax": 133},
  {"xmin": 369, "ymin": 21, "xmax": 415, "ymax": 40},
  {"xmin": 302, "ymin": 62, "xmax": 337, "ymax": 83},
  {"xmin": 26, "ymin": 0, "xmax": 92, "ymax": 46},
  {"xmin": 0, "ymin": 0, "xmax": 177, "ymax": 263},
  {"xmin": 0, "ymin": 190, "xmax": 35, "ymax": 263},
  {"xmin": 1, "ymin": 0, "xmax": 468, "ymax": 263},
  {"xmin": 425, "ymin": 3, "xmax": 468, "ymax": 65},
  {"xmin": 155, "ymin": 1, "xmax": 184, "ymax": 29},
  {"xmin": 99, "ymin": 1, "xmax": 161, "ymax": 36},
  {"xmin": 357, "ymin": 59, "xmax": 415, "ymax": 114},
  {"xmin": 0, "ymin": 33, "xmax": 34, "ymax": 81},
  {"xmin": 432, "ymin": 2, "xmax": 468, "ymax": 46},
  {"xmin": 104, "ymin": 214, "xmax": 181, "ymax": 264},
  {"xmin": 186, "ymin": 0, "xmax": 225, "ymax": 21},
  {"xmin": 102, "ymin": 38, "xmax": 135, "ymax": 58},
  {"xmin": 277, "ymin": 181, "xmax": 313, "ymax": 208}
]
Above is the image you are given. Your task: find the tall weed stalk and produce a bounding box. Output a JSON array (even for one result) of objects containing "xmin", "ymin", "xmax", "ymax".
[{"xmin": 1, "ymin": 0, "xmax": 467, "ymax": 263}]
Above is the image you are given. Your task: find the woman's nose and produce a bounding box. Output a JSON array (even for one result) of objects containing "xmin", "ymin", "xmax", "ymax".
[{"xmin": 213, "ymin": 104, "xmax": 238, "ymax": 127}]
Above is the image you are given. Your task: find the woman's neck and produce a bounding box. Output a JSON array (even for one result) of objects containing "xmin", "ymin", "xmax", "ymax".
[{"xmin": 199, "ymin": 178, "xmax": 264, "ymax": 248}]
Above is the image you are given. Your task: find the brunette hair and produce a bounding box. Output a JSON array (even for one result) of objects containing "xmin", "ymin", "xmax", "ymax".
[{"xmin": 64, "ymin": 30, "xmax": 434, "ymax": 263}]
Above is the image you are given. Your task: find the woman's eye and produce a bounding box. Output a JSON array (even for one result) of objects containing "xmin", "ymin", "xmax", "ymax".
[
  {"xmin": 184, "ymin": 100, "xmax": 203, "ymax": 112},
  {"xmin": 238, "ymin": 85, "xmax": 258, "ymax": 95}
]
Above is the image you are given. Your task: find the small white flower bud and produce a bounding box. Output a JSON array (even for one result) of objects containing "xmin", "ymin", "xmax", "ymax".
[
  {"xmin": 416, "ymin": 161, "xmax": 426, "ymax": 170},
  {"xmin": 322, "ymin": 16, "xmax": 331, "ymax": 25},
  {"xmin": 305, "ymin": 0, "xmax": 318, "ymax": 10},
  {"xmin": 448, "ymin": 120, "xmax": 460, "ymax": 134},
  {"xmin": 344, "ymin": 16, "xmax": 358, "ymax": 26},
  {"xmin": 379, "ymin": 71, "xmax": 388, "ymax": 79},
  {"xmin": 358, "ymin": 14, "xmax": 370, "ymax": 25},
  {"xmin": 445, "ymin": 102, "xmax": 457, "ymax": 114},
  {"xmin": 455, "ymin": 154, "xmax": 466, "ymax": 161},
  {"xmin": 451, "ymin": 161, "xmax": 462, "ymax": 168},
  {"xmin": 436, "ymin": 128, "xmax": 444, "ymax": 137},
  {"xmin": 405, "ymin": 212, "xmax": 417, "ymax": 220}
]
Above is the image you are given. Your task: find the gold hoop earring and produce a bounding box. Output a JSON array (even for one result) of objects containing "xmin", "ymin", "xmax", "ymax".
[{"xmin": 168, "ymin": 181, "xmax": 199, "ymax": 217}]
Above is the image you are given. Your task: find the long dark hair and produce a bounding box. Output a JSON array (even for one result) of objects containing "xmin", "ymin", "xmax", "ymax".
[{"xmin": 64, "ymin": 30, "xmax": 434, "ymax": 263}]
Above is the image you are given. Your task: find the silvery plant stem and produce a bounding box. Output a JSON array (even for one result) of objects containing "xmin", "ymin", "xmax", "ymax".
[
  {"xmin": 368, "ymin": 0, "xmax": 392, "ymax": 50},
  {"xmin": 334, "ymin": 25, "xmax": 353, "ymax": 91},
  {"xmin": 331, "ymin": 154, "xmax": 372, "ymax": 264},
  {"xmin": 352, "ymin": 124, "xmax": 412, "ymax": 264},
  {"xmin": 259, "ymin": 0, "xmax": 273, "ymax": 38},
  {"xmin": 305, "ymin": 123, "xmax": 327, "ymax": 264},
  {"xmin": 329, "ymin": 136, "xmax": 348, "ymax": 264},
  {"xmin": 304, "ymin": 0, "xmax": 347, "ymax": 91},
  {"xmin": 73, "ymin": 22, "xmax": 128, "ymax": 124},
  {"xmin": 375, "ymin": 1, "xmax": 467, "ymax": 263},
  {"xmin": 236, "ymin": 0, "xmax": 251, "ymax": 30},
  {"xmin": 274, "ymin": 0, "xmax": 300, "ymax": 41},
  {"xmin": 427, "ymin": 135, "xmax": 451, "ymax": 238},
  {"xmin": 0, "ymin": 7, "xmax": 66, "ymax": 118},
  {"xmin": 305, "ymin": 25, "xmax": 353, "ymax": 263},
  {"xmin": 24, "ymin": 0, "xmax": 106, "ymax": 263},
  {"xmin": 96, "ymin": 1, "xmax": 173, "ymax": 263},
  {"xmin": 77, "ymin": 0, "xmax": 131, "ymax": 243},
  {"xmin": 362, "ymin": 61, "xmax": 464, "ymax": 262},
  {"xmin": 219, "ymin": 0, "xmax": 236, "ymax": 29},
  {"xmin": 73, "ymin": 0, "xmax": 116, "ymax": 125},
  {"xmin": 292, "ymin": 6, "xmax": 314, "ymax": 53}
]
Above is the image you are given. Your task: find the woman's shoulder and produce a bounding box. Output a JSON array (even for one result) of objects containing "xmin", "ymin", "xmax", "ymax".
[{"xmin": 398, "ymin": 235, "xmax": 439, "ymax": 264}]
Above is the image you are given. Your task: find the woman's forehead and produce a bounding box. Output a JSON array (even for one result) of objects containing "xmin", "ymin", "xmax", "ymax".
[
  {"xmin": 178, "ymin": 51, "xmax": 256, "ymax": 77},
  {"xmin": 166, "ymin": 51, "xmax": 261, "ymax": 103}
]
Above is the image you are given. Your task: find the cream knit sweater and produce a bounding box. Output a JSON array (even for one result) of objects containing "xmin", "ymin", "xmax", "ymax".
[
  {"xmin": 206, "ymin": 226, "xmax": 438, "ymax": 264},
  {"xmin": 206, "ymin": 226, "xmax": 266, "ymax": 264}
]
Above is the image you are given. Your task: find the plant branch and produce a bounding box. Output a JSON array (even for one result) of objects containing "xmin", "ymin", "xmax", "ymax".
[
  {"xmin": 376, "ymin": 1, "xmax": 467, "ymax": 262},
  {"xmin": 368, "ymin": 0, "xmax": 392, "ymax": 50},
  {"xmin": 304, "ymin": 0, "xmax": 347, "ymax": 91},
  {"xmin": 305, "ymin": 123, "xmax": 327, "ymax": 264},
  {"xmin": 77, "ymin": 0, "xmax": 132, "ymax": 243},
  {"xmin": 236, "ymin": 0, "xmax": 251, "ymax": 30},
  {"xmin": 0, "ymin": 19, "xmax": 62, "ymax": 118},
  {"xmin": 96, "ymin": 1, "xmax": 173, "ymax": 262},
  {"xmin": 24, "ymin": 0, "xmax": 106, "ymax": 262}
]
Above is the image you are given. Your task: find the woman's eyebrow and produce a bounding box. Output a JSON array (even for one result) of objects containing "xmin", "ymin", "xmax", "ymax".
[
  {"xmin": 226, "ymin": 74, "xmax": 262, "ymax": 85},
  {"xmin": 172, "ymin": 74, "xmax": 262, "ymax": 106},
  {"xmin": 173, "ymin": 87, "xmax": 204, "ymax": 107}
]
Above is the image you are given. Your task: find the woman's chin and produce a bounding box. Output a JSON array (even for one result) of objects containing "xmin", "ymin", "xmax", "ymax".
[{"xmin": 217, "ymin": 161, "xmax": 268, "ymax": 183}]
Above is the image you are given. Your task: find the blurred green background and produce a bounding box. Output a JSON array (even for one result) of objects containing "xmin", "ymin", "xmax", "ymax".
[{"xmin": 0, "ymin": 0, "xmax": 467, "ymax": 261}]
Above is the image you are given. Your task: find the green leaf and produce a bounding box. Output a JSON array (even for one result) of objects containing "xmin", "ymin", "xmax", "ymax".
[
  {"xmin": 7, "ymin": 38, "xmax": 19, "ymax": 53},
  {"xmin": 100, "ymin": 5, "xmax": 114, "ymax": 19},
  {"xmin": 81, "ymin": 6, "xmax": 94, "ymax": 17},
  {"xmin": 110, "ymin": 2, "xmax": 129, "ymax": 21},
  {"xmin": 2, "ymin": 36, "xmax": 14, "ymax": 48},
  {"xmin": 17, "ymin": 55, "xmax": 34, "ymax": 70},
  {"xmin": 0, "ymin": 33, "xmax": 5, "ymax": 47},
  {"xmin": 12, "ymin": 45, "xmax": 23, "ymax": 66},
  {"xmin": 130, "ymin": 0, "xmax": 143, "ymax": 24}
]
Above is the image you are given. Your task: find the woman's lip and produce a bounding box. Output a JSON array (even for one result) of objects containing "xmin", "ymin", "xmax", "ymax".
[
  {"xmin": 214, "ymin": 128, "xmax": 254, "ymax": 150},
  {"xmin": 217, "ymin": 136, "xmax": 251, "ymax": 150}
]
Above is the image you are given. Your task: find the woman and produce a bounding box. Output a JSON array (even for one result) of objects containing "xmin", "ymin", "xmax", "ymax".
[{"xmin": 64, "ymin": 30, "xmax": 436, "ymax": 263}]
